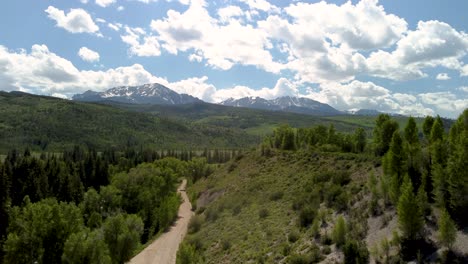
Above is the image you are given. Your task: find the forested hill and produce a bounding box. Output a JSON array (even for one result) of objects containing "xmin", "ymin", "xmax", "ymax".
[{"xmin": 0, "ymin": 91, "xmax": 258, "ymax": 152}]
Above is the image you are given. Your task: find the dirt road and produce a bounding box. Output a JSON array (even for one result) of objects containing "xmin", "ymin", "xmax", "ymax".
[{"xmin": 129, "ymin": 179, "xmax": 193, "ymax": 264}]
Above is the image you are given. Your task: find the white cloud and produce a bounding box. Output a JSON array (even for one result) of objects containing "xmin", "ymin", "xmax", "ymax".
[
  {"xmin": 239, "ymin": 0, "xmax": 279, "ymax": 13},
  {"xmin": 80, "ymin": 0, "xmax": 89, "ymax": 4},
  {"xmin": 436, "ymin": 73, "xmax": 450, "ymax": 80},
  {"xmin": 0, "ymin": 44, "xmax": 166, "ymax": 96},
  {"xmin": 458, "ymin": 86, "xmax": 468, "ymax": 93},
  {"xmin": 149, "ymin": 0, "xmax": 281, "ymax": 72},
  {"xmin": 96, "ymin": 0, "xmax": 116, "ymax": 8},
  {"xmin": 218, "ymin": 6, "xmax": 244, "ymax": 22},
  {"xmin": 45, "ymin": 6, "xmax": 101, "ymax": 35},
  {"xmin": 367, "ymin": 20, "xmax": 468, "ymax": 80},
  {"xmin": 108, "ymin": 22, "xmax": 122, "ymax": 31},
  {"xmin": 78, "ymin": 47, "xmax": 100, "ymax": 62},
  {"xmin": 117, "ymin": 6, "xmax": 124, "ymax": 11},
  {"xmin": 121, "ymin": 27, "xmax": 161, "ymax": 57},
  {"xmin": 419, "ymin": 92, "xmax": 468, "ymax": 117},
  {"xmin": 283, "ymin": 0, "xmax": 407, "ymax": 50},
  {"xmin": 302, "ymin": 80, "xmax": 436, "ymax": 116}
]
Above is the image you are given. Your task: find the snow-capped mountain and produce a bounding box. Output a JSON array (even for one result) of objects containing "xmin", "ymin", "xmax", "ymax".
[
  {"xmin": 220, "ymin": 96, "xmax": 343, "ymax": 116},
  {"xmin": 72, "ymin": 83, "xmax": 201, "ymax": 105},
  {"xmin": 346, "ymin": 109, "xmax": 382, "ymax": 116}
]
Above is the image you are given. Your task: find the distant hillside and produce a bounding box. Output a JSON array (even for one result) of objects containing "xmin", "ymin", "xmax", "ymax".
[
  {"xmin": 220, "ymin": 96, "xmax": 343, "ymax": 116},
  {"xmin": 72, "ymin": 83, "xmax": 201, "ymax": 105},
  {"xmin": 100, "ymin": 101, "xmax": 366, "ymax": 136},
  {"xmin": 0, "ymin": 91, "xmax": 257, "ymax": 152}
]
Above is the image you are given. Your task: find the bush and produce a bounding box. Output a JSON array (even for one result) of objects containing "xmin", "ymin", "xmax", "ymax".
[
  {"xmin": 258, "ymin": 208, "xmax": 269, "ymax": 219},
  {"xmin": 270, "ymin": 191, "xmax": 284, "ymax": 201},
  {"xmin": 332, "ymin": 216, "xmax": 347, "ymax": 247},
  {"xmin": 221, "ymin": 239, "xmax": 231, "ymax": 251},
  {"xmin": 288, "ymin": 229, "xmax": 300, "ymax": 243},
  {"xmin": 205, "ymin": 206, "xmax": 219, "ymax": 222},
  {"xmin": 176, "ymin": 242, "xmax": 203, "ymax": 264},
  {"xmin": 298, "ymin": 205, "xmax": 317, "ymax": 227},
  {"xmin": 188, "ymin": 215, "xmax": 203, "ymax": 234},
  {"xmin": 343, "ymin": 240, "xmax": 369, "ymax": 264}
]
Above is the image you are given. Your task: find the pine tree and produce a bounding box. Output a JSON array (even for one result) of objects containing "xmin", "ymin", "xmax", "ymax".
[
  {"xmin": 446, "ymin": 110, "xmax": 468, "ymax": 220},
  {"xmin": 354, "ymin": 127, "xmax": 367, "ymax": 153},
  {"xmin": 332, "ymin": 215, "xmax": 347, "ymax": 247},
  {"xmin": 422, "ymin": 116, "xmax": 435, "ymax": 140},
  {"xmin": 438, "ymin": 209, "xmax": 457, "ymax": 250},
  {"xmin": 373, "ymin": 114, "xmax": 399, "ymax": 156},
  {"xmin": 385, "ymin": 131, "xmax": 406, "ymax": 203},
  {"xmin": 397, "ymin": 176, "xmax": 424, "ymax": 240}
]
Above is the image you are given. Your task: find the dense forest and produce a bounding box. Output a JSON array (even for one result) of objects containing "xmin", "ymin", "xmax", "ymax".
[
  {"xmin": 0, "ymin": 146, "xmax": 228, "ymax": 263},
  {"xmin": 179, "ymin": 109, "xmax": 467, "ymax": 263}
]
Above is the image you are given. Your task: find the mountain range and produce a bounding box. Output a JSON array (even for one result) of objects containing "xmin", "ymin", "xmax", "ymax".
[
  {"xmin": 73, "ymin": 83, "xmax": 381, "ymax": 116},
  {"xmin": 72, "ymin": 83, "xmax": 201, "ymax": 105}
]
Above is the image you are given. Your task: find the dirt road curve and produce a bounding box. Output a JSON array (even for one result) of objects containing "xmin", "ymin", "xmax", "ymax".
[{"xmin": 129, "ymin": 179, "xmax": 193, "ymax": 264}]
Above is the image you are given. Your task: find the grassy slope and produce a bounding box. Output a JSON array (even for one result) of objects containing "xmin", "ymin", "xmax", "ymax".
[
  {"xmin": 0, "ymin": 92, "xmax": 258, "ymax": 152},
  {"xmin": 186, "ymin": 149, "xmax": 380, "ymax": 263},
  {"xmin": 101, "ymin": 102, "xmax": 369, "ymax": 136}
]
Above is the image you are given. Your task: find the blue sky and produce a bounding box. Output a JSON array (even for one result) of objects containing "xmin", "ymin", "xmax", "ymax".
[{"xmin": 0, "ymin": 0, "xmax": 467, "ymax": 118}]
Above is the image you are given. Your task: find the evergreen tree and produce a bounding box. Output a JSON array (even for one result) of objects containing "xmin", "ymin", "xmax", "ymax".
[
  {"xmin": 397, "ymin": 176, "xmax": 424, "ymax": 240},
  {"xmin": 332, "ymin": 215, "xmax": 347, "ymax": 247},
  {"xmin": 422, "ymin": 115, "xmax": 435, "ymax": 140},
  {"xmin": 373, "ymin": 114, "xmax": 399, "ymax": 156},
  {"xmin": 354, "ymin": 127, "xmax": 367, "ymax": 153},
  {"xmin": 404, "ymin": 117, "xmax": 423, "ymax": 189},
  {"xmin": 438, "ymin": 209, "xmax": 457, "ymax": 250},
  {"xmin": 446, "ymin": 110, "xmax": 468, "ymax": 220},
  {"xmin": 385, "ymin": 131, "xmax": 406, "ymax": 203}
]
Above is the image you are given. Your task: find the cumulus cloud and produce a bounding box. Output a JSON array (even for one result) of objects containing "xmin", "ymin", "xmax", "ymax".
[
  {"xmin": 121, "ymin": 27, "xmax": 161, "ymax": 57},
  {"xmin": 96, "ymin": 0, "xmax": 116, "ymax": 8},
  {"xmin": 45, "ymin": 6, "xmax": 101, "ymax": 35},
  {"xmin": 367, "ymin": 20, "xmax": 468, "ymax": 80},
  {"xmin": 239, "ymin": 0, "xmax": 280, "ymax": 13},
  {"xmin": 436, "ymin": 73, "xmax": 450, "ymax": 80},
  {"xmin": 78, "ymin": 47, "xmax": 100, "ymax": 62},
  {"xmin": 458, "ymin": 86, "xmax": 468, "ymax": 93},
  {"xmin": 149, "ymin": 1, "xmax": 282, "ymax": 72},
  {"xmin": 0, "ymin": 44, "xmax": 166, "ymax": 96},
  {"xmin": 419, "ymin": 92, "xmax": 468, "ymax": 117}
]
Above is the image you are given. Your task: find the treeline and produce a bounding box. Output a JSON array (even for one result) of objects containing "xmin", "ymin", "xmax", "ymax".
[
  {"xmin": 262, "ymin": 124, "xmax": 367, "ymax": 153},
  {"xmin": 375, "ymin": 110, "xmax": 467, "ymax": 257},
  {"xmin": 0, "ymin": 147, "xmax": 216, "ymax": 263}
]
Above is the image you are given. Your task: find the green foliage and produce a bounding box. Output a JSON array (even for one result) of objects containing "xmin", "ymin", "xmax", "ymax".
[
  {"xmin": 62, "ymin": 229, "xmax": 111, "ymax": 264},
  {"xmin": 0, "ymin": 91, "xmax": 258, "ymax": 152},
  {"xmin": 273, "ymin": 125, "xmax": 296, "ymax": 150},
  {"xmin": 446, "ymin": 110, "xmax": 468, "ymax": 220},
  {"xmin": 343, "ymin": 239, "xmax": 369, "ymax": 264},
  {"xmin": 354, "ymin": 127, "xmax": 367, "ymax": 153},
  {"xmin": 102, "ymin": 214, "xmax": 144, "ymax": 264},
  {"xmin": 177, "ymin": 242, "xmax": 203, "ymax": 264},
  {"xmin": 438, "ymin": 209, "xmax": 457, "ymax": 250},
  {"xmin": 332, "ymin": 216, "xmax": 347, "ymax": 247},
  {"xmin": 188, "ymin": 215, "xmax": 204, "ymax": 234},
  {"xmin": 422, "ymin": 116, "xmax": 435, "ymax": 140},
  {"xmin": 373, "ymin": 114, "xmax": 399, "ymax": 156},
  {"xmin": 430, "ymin": 116, "xmax": 445, "ymax": 143},
  {"xmin": 4, "ymin": 198, "xmax": 84, "ymax": 264},
  {"xmin": 397, "ymin": 176, "xmax": 424, "ymax": 240}
]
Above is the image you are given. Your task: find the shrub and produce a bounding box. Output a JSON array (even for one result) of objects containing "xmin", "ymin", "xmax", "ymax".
[
  {"xmin": 343, "ymin": 239, "xmax": 369, "ymax": 264},
  {"xmin": 299, "ymin": 205, "xmax": 317, "ymax": 227},
  {"xmin": 188, "ymin": 215, "xmax": 203, "ymax": 234},
  {"xmin": 332, "ymin": 216, "xmax": 347, "ymax": 247},
  {"xmin": 270, "ymin": 191, "xmax": 284, "ymax": 201},
  {"xmin": 288, "ymin": 229, "xmax": 300, "ymax": 243},
  {"xmin": 258, "ymin": 208, "xmax": 269, "ymax": 219}
]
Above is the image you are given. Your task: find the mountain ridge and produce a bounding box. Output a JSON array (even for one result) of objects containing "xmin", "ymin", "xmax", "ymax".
[
  {"xmin": 220, "ymin": 95, "xmax": 343, "ymax": 116},
  {"xmin": 72, "ymin": 83, "xmax": 201, "ymax": 105}
]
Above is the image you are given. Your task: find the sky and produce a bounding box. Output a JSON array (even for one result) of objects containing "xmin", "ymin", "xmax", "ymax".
[{"xmin": 0, "ymin": 0, "xmax": 467, "ymax": 118}]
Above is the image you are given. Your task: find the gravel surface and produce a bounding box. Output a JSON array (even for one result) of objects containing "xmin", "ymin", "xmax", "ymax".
[{"xmin": 129, "ymin": 179, "xmax": 194, "ymax": 264}]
